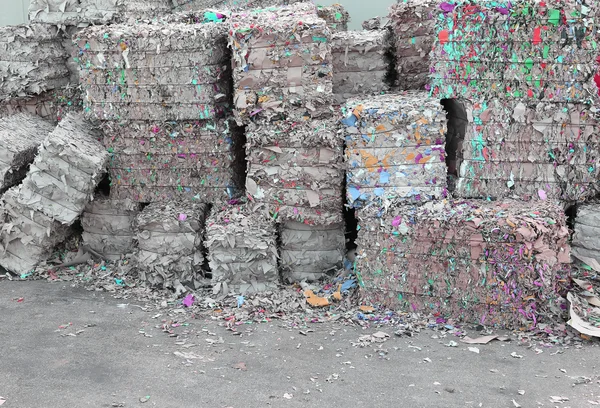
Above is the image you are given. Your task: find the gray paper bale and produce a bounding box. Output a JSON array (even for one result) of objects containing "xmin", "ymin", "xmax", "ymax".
[
  {"xmin": 572, "ymin": 204, "xmax": 600, "ymax": 267},
  {"xmin": 331, "ymin": 30, "xmax": 391, "ymax": 101},
  {"xmin": 0, "ymin": 24, "xmax": 70, "ymax": 101},
  {"xmin": 229, "ymin": 7, "xmax": 333, "ymax": 123},
  {"xmin": 75, "ymin": 22, "xmax": 231, "ymax": 121},
  {"xmin": 0, "ymin": 186, "xmax": 71, "ymax": 274},
  {"xmin": 0, "ymin": 113, "xmax": 54, "ymax": 192},
  {"xmin": 206, "ymin": 205, "xmax": 279, "ymax": 295},
  {"xmin": 342, "ymin": 93, "xmax": 447, "ymax": 213},
  {"xmin": 280, "ymin": 221, "xmax": 345, "ymax": 282},
  {"xmin": 82, "ymin": 196, "xmax": 141, "ymax": 260},
  {"xmin": 0, "ymin": 88, "xmax": 84, "ymax": 124},
  {"xmin": 16, "ymin": 113, "xmax": 109, "ymax": 225},
  {"xmin": 136, "ymin": 201, "xmax": 209, "ymax": 292},
  {"xmin": 29, "ymin": 0, "xmax": 119, "ymax": 25}
]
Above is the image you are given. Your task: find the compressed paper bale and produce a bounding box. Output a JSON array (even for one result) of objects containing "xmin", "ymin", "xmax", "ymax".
[
  {"xmin": 0, "ymin": 113, "xmax": 54, "ymax": 192},
  {"xmin": 206, "ymin": 204, "xmax": 279, "ymax": 295},
  {"xmin": 81, "ymin": 196, "xmax": 141, "ymax": 260},
  {"xmin": 572, "ymin": 205, "xmax": 600, "ymax": 265},
  {"xmin": 136, "ymin": 201, "xmax": 209, "ymax": 291},
  {"xmin": 246, "ymin": 117, "xmax": 341, "ymax": 148},
  {"xmin": 117, "ymin": 0, "xmax": 175, "ymax": 22},
  {"xmin": 430, "ymin": 0, "xmax": 600, "ymax": 103},
  {"xmin": 229, "ymin": 10, "xmax": 333, "ymax": 123},
  {"xmin": 0, "ymin": 186, "xmax": 71, "ymax": 274},
  {"xmin": 356, "ymin": 199, "xmax": 571, "ymax": 328},
  {"xmin": 331, "ymin": 30, "xmax": 391, "ymax": 100},
  {"xmin": 0, "ymin": 88, "xmax": 84, "ymax": 124},
  {"xmin": 16, "ymin": 113, "xmax": 109, "ymax": 225},
  {"xmin": 280, "ymin": 221, "xmax": 345, "ymax": 282},
  {"xmin": 75, "ymin": 22, "xmax": 231, "ymax": 121},
  {"xmin": 316, "ymin": 4, "xmax": 350, "ymax": 32},
  {"xmin": 29, "ymin": 0, "xmax": 118, "ymax": 25},
  {"xmin": 0, "ymin": 24, "xmax": 70, "ymax": 101},
  {"xmin": 389, "ymin": 0, "xmax": 437, "ymax": 90},
  {"xmin": 342, "ymin": 93, "xmax": 447, "ymax": 211},
  {"xmin": 454, "ymin": 99, "xmax": 600, "ymax": 201}
]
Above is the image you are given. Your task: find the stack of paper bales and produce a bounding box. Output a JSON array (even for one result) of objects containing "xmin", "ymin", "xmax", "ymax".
[
  {"xmin": 388, "ymin": 0, "xmax": 437, "ymax": 90},
  {"xmin": 16, "ymin": 113, "xmax": 108, "ymax": 225},
  {"xmin": 572, "ymin": 204, "xmax": 600, "ymax": 270},
  {"xmin": 456, "ymin": 100, "xmax": 600, "ymax": 202},
  {"xmin": 280, "ymin": 221, "xmax": 345, "ymax": 282},
  {"xmin": 81, "ymin": 196, "xmax": 141, "ymax": 260},
  {"xmin": 0, "ymin": 113, "xmax": 54, "ymax": 193},
  {"xmin": 0, "ymin": 24, "xmax": 70, "ymax": 102},
  {"xmin": 227, "ymin": 0, "xmax": 305, "ymax": 11},
  {"xmin": 206, "ymin": 205, "xmax": 279, "ymax": 295},
  {"xmin": 317, "ymin": 4, "xmax": 350, "ymax": 32},
  {"xmin": 356, "ymin": 199, "xmax": 571, "ymax": 328},
  {"xmin": 229, "ymin": 4, "xmax": 332, "ymax": 123},
  {"xmin": 0, "ymin": 113, "xmax": 107, "ymax": 274},
  {"xmin": 136, "ymin": 201, "xmax": 209, "ymax": 292},
  {"xmin": 101, "ymin": 119, "xmax": 245, "ymax": 203},
  {"xmin": 342, "ymin": 93, "xmax": 448, "ymax": 215}
]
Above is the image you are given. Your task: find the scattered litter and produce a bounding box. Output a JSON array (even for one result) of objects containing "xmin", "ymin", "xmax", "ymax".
[{"xmin": 468, "ymin": 347, "xmax": 480, "ymax": 354}]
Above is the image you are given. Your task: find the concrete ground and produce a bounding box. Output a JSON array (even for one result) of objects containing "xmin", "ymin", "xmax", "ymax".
[{"xmin": 1, "ymin": 281, "xmax": 599, "ymax": 408}]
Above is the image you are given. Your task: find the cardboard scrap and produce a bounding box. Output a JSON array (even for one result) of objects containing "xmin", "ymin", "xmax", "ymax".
[
  {"xmin": 304, "ymin": 289, "xmax": 329, "ymax": 307},
  {"xmin": 0, "ymin": 113, "xmax": 54, "ymax": 192},
  {"xmin": 206, "ymin": 204, "xmax": 279, "ymax": 295},
  {"xmin": 136, "ymin": 201, "xmax": 209, "ymax": 293},
  {"xmin": 356, "ymin": 199, "xmax": 571, "ymax": 329}
]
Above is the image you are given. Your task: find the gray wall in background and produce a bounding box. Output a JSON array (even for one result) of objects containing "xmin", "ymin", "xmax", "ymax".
[
  {"xmin": 0, "ymin": 0, "xmax": 30, "ymax": 26},
  {"xmin": 317, "ymin": 0, "xmax": 394, "ymax": 30}
]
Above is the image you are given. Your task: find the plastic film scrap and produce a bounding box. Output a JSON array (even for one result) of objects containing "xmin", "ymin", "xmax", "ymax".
[
  {"xmin": 101, "ymin": 119, "xmax": 245, "ymax": 204},
  {"xmin": 331, "ymin": 30, "xmax": 392, "ymax": 103},
  {"xmin": 342, "ymin": 93, "xmax": 448, "ymax": 215},
  {"xmin": 0, "ymin": 24, "xmax": 70, "ymax": 102},
  {"xmin": 82, "ymin": 195, "xmax": 141, "ymax": 260},
  {"xmin": 355, "ymin": 199, "xmax": 571, "ymax": 329},
  {"xmin": 280, "ymin": 221, "xmax": 345, "ymax": 283},
  {"xmin": 15, "ymin": 113, "xmax": 109, "ymax": 226},
  {"xmin": 430, "ymin": 0, "xmax": 600, "ymax": 103},
  {"xmin": 136, "ymin": 201, "xmax": 209, "ymax": 293},
  {"xmin": 317, "ymin": 4, "xmax": 350, "ymax": 32},
  {"xmin": 229, "ymin": 3, "xmax": 334, "ymax": 124},
  {"xmin": 206, "ymin": 204, "xmax": 279, "ymax": 295},
  {"xmin": 0, "ymin": 113, "xmax": 54, "ymax": 193},
  {"xmin": 75, "ymin": 22, "xmax": 231, "ymax": 122},
  {"xmin": 389, "ymin": 0, "xmax": 438, "ymax": 90},
  {"xmin": 0, "ymin": 186, "xmax": 72, "ymax": 275},
  {"xmin": 245, "ymin": 115, "xmax": 345, "ymax": 225},
  {"xmin": 455, "ymin": 99, "xmax": 600, "ymax": 202}
]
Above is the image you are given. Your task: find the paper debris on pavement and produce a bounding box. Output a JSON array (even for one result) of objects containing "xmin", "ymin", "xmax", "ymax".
[{"xmin": 0, "ymin": 113, "xmax": 54, "ymax": 192}]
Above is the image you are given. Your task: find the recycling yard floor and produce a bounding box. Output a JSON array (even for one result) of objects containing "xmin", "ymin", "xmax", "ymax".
[{"xmin": 1, "ymin": 282, "xmax": 600, "ymax": 408}]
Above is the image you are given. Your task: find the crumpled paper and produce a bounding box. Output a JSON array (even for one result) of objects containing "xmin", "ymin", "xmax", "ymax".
[
  {"xmin": 355, "ymin": 199, "xmax": 571, "ymax": 329},
  {"xmin": 15, "ymin": 113, "xmax": 108, "ymax": 225},
  {"xmin": 0, "ymin": 113, "xmax": 54, "ymax": 192},
  {"xmin": 455, "ymin": 99, "xmax": 600, "ymax": 202},
  {"xmin": 280, "ymin": 221, "xmax": 345, "ymax": 283},
  {"xmin": 331, "ymin": 30, "xmax": 392, "ymax": 102},
  {"xmin": 0, "ymin": 24, "xmax": 70, "ymax": 102},
  {"xmin": 75, "ymin": 22, "xmax": 231, "ymax": 121},
  {"xmin": 229, "ymin": 4, "xmax": 333, "ymax": 124},
  {"xmin": 206, "ymin": 204, "xmax": 279, "ymax": 295},
  {"xmin": 389, "ymin": 0, "xmax": 437, "ymax": 90},
  {"xmin": 82, "ymin": 195, "xmax": 141, "ymax": 260},
  {"xmin": 136, "ymin": 201, "xmax": 209, "ymax": 293},
  {"xmin": 430, "ymin": 0, "xmax": 600, "ymax": 104},
  {"xmin": 342, "ymin": 92, "xmax": 448, "ymax": 214}
]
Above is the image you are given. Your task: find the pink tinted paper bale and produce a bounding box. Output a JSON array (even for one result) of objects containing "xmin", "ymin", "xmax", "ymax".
[{"xmin": 356, "ymin": 199, "xmax": 571, "ymax": 329}]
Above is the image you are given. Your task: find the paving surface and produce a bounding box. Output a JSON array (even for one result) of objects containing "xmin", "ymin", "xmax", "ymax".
[{"xmin": 1, "ymin": 281, "xmax": 600, "ymax": 408}]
